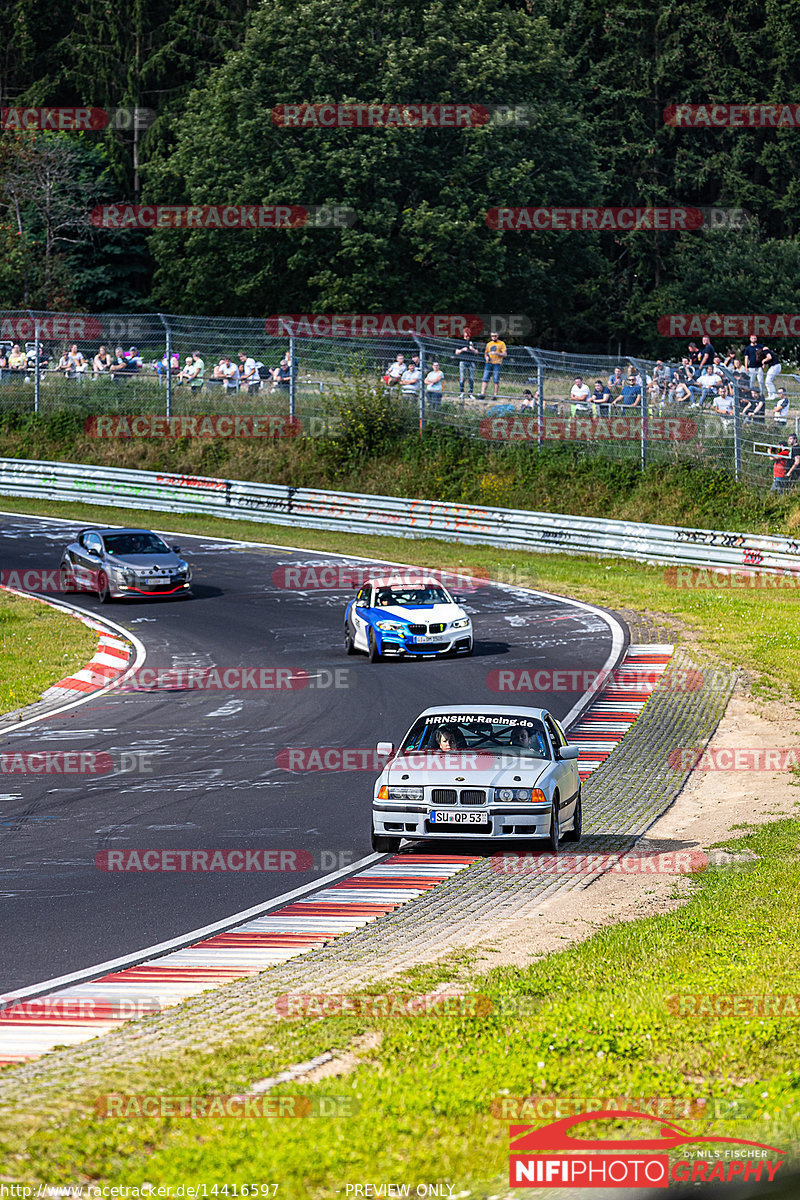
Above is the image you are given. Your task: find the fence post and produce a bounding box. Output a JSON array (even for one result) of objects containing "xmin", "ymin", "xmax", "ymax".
[
  {"xmin": 34, "ymin": 316, "xmax": 40, "ymax": 415},
  {"xmin": 289, "ymin": 333, "xmax": 296, "ymax": 418},
  {"xmin": 524, "ymin": 347, "xmax": 543, "ymax": 451},
  {"xmin": 158, "ymin": 313, "xmax": 172, "ymax": 419},
  {"xmin": 732, "ymin": 376, "xmax": 742, "ymax": 481},
  {"xmin": 639, "ymin": 361, "xmax": 647, "ymax": 472},
  {"xmin": 413, "ymin": 336, "xmax": 426, "ymax": 431}
]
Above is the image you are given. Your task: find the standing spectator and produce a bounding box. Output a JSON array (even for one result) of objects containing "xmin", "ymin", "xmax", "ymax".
[
  {"xmin": 93, "ymin": 345, "xmax": 112, "ymax": 376},
  {"xmin": 697, "ymin": 335, "xmax": 716, "ymax": 370},
  {"xmin": 653, "ymin": 360, "xmax": 671, "ymax": 399},
  {"xmin": 589, "ymin": 379, "xmax": 612, "ymax": 416},
  {"xmin": 270, "ymin": 355, "xmax": 292, "ymax": 391},
  {"xmin": 191, "ymin": 351, "xmax": 205, "ymax": 381},
  {"xmin": 743, "ymin": 334, "xmax": 764, "ymax": 395},
  {"xmin": 220, "ymin": 356, "xmax": 240, "ymax": 392},
  {"xmin": 687, "ymin": 342, "xmax": 701, "ymax": 367},
  {"xmin": 783, "ymin": 433, "xmax": 800, "ymax": 486},
  {"xmin": 400, "ymin": 358, "xmax": 421, "ymax": 397},
  {"xmin": 480, "ymin": 330, "xmax": 507, "ymax": 398},
  {"xmin": 614, "ymin": 378, "xmax": 641, "ymax": 407},
  {"xmin": 713, "ymin": 385, "xmax": 734, "ymax": 416},
  {"xmin": 772, "ymin": 387, "xmax": 790, "ymax": 425},
  {"xmin": 769, "ymin": 445, "xmax": 788, "ymax": 492},
  {"xmin": 607, "ymin": 366, "xmax": 624, "ymax": 394},
  {"xmin": 384, "ymin": 353, "xmax": 405, "ymax": 387},
  {"xmin": 238, "ymin": 351, "xmax": 260, "ymax": 393},
  {"xmin": 761, "ymin": 343, "xmax": 781, "ymax": 399},
  {"xmin": 454, "ymin": 328, "xmax": 479, "ymax": 400},
  {"xmin": 424, "ymin": 361, "xmax": 444, "ymax": 411},
  {"xmin": 570, "ymin": 376, "xmax": 591, "ymax": 405}
]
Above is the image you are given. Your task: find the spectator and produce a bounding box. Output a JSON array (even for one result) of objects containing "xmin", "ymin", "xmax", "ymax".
[
  {"xmin": 743, "ymin": 334, "xmax": 764, "ymax": 395},
  {"xmin": 238, "ymin": 351, "xmax": 260, "ymax": 393},
  {"xmin": 93, "ymin": 345, "xmax": 113, "ymax": 376},
  {"xmin": 385, "ymin": 353, "xmax": 405, "ymax": 387},
  {"xmin": 0, "ymin": 350, "xmax": 9, "ymax": 372},
  {"xmin": 270, "ymin": 355, "xmax": 292, "ymax": 391},
  {"xmin": 772, "ymin": 387, "xmax": 790, "ymax": 425},
  {"xmin": 743, "ymin": 389, "xmax": 765, "ymax": 422},
  {"xmin": 109, "ymin": 346, "xmax": 129, "ymax": 375},
  {"xmin": 177, "ymin": 355, "xmax": 196, "ymax": 383},
  {"xmin": 589, "ymin": 379, "xmax": 612, "ymax": 416},
  {"xmin": 653, "ymin": 359, "xmax": 671, "ymax": 399},
  {"xmin": 607, "ymin": 366, "xmax": 624, "ymax": 394},
  {"xmin": 520, "ymin": 387, "xmax": 539, "ymax": 412},
  {"xmin": 213, "ymin": 358, "xmax": 227, "ymax": 380},
  {"xmin": 220, "ymin": 355, "xmax": 240, "ymax": 391},
  {"xmin": 769, "ymin": 444, "xmax": 788, "ymax": 492},
  {"xmin": 124, "ymin": 346, "xmax": 142, "ymax": 372},
  {"xmin": 672, "ymin": 378, "xmax": 692, "ymax": 406},
  {"xmin": 479, "ymin": 330, "xmax": 507, "ymax": 398},
  {"xmin": 687, "ymin": 341, "xmax": 701, "ymax": 366},
  {"xmin": 454, "ymin": 328, "xmax": 479, "ymax": 400},
  {"xmin": 614, "ymin": 378, "xmax": 641, "ymax": 407},
  {"xmin": 424, "ymin": 361, "xmax": 444, "ymax": 410},
  {"xmin": 761, "ymin": 343, "xmax": 781, "ymax": 399},
  {"xmin": 713, "ymin": 385, "xmax": 734, "ymax": 416},
  {"xmin": 67, "ymin": 343, "xmax": 87, "ymax": 376},
  {"xmin": 783, "ymin": 433, "xmax": 800, "ymax": 486},
  {"xmin": 401, "ymin": 359, "xmax": 421, "ymax": 397},
  {"xmin": 570, "ymin": 376, "xmax": 591, "ymax": 405},
  {"xmin": 697, "ymin": 335, "xmax": 716, "ymax": 370},
  {"xmin": 696, "ymin": 364, "xmax": 723, "ymax": 407},
  {"xmin": 154, "ymin": 350, "xmax": 179, "ymax": 380},
  {"xmin": 8, "ymin": 344, "xmax": 26, "ymax": 371},
  {"xmin": 192, "ymin": 351, "xmax": 205, "ymax": 380}
]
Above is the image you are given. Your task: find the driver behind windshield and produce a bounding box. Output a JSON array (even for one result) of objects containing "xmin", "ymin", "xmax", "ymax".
[{"xmin": 436, "ymin": 724, "xmax": 467, "ymax": 752}]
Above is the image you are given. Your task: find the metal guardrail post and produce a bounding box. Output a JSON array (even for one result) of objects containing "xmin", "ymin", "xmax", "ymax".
[{"xmin": 157, "ymin": 313, "xmax": 172, "ymax": 419}]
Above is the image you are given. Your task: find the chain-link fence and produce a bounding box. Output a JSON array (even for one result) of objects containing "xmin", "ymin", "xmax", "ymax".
[{"xmin": 1, "ymin": 309, "xmax": 797, "ymax": 492}]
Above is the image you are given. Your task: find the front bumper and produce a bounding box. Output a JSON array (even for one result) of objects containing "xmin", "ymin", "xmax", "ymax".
[
  {"xmin": 377, "ymin": 634, "xmax": 472, "ymax": 657},
  {"xmin": 110, "ymin": 578, "xmax": 191, "ymax": 599},
  {"xmin": 372, "ymin": 803, "xmax": 551, "ymax": 839}
]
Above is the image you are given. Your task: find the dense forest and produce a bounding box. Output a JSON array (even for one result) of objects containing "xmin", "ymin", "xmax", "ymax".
[{"xmin": 2, "ymin": 0, "xmax": 800, "ymax": 354}]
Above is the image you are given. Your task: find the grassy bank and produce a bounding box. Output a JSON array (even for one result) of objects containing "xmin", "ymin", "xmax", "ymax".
[
  {"xmin": 2, "ymin": 408, "xmax": 799, "ymax": 535},
  {"xmin": 0, "ymin": 591, "xmax": 98, "ymax": 713}
]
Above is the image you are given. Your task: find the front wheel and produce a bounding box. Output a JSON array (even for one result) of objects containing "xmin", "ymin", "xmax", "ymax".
[
  {"xmin": 563, "ymin": 789, "xmax": 582, "ymax": 842},
  {"xmin": 546, "ymin": 794, "xmax": 560, "ymax": 853},
  {"xmin": 371, "ymin": 824, "xmax": 401, "ymax": 853},
  {"xmin": 96, "ymin": 571, "xmax": 112, "ymax": 604},
  {"xmin": 60, "ymin": 563, "xmax": 75, "ymax": 594},
  {"xmin": 368, "ymin": 630, "xmax": 381, "ymax": 663},
  {"xmin": 344, "ymin": 626, "xmax": 356, "ymax": 656}
]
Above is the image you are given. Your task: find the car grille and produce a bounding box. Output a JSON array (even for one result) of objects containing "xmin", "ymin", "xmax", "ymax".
[
  {"xmin": 408, "ymin": 624, "xmax": 426, "ymax": 635},
  {"xmin": 428, "ymin": 622, "xmax": 446, "ymax": 634},
  {"xmin": 431, "ymin": 788, "xmax": 457, "ymax": 805},
  {"xmin": 459, "ymin": 790, "xmax": 487, "ymax": 806},
  {"xmin": 430, "ymin": 788, "xmax": 487, "ymax": 806}
]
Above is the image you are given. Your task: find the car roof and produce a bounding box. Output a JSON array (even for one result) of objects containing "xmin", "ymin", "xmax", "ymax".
[
  {"xmin": 415, "ymin": 704, "xmax": 550, "ymax": 719},
  {"xmin": 367, "ymin": 576, "xmax": 448, "ymax": 588},
  {"xmin": 79, "ymin": 527, "xmax": 155, "ymax": 538}
]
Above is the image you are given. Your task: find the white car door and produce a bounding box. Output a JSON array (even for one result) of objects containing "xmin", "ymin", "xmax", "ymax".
[{"xmin": 545, "ymin": 714, "xmax": 578, "ymax": 826}]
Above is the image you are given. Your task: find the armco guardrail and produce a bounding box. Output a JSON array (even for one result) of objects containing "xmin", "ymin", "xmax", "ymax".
[{"xmin": 1, "ymin": 457, "xmax": 799, "ymax": 574}]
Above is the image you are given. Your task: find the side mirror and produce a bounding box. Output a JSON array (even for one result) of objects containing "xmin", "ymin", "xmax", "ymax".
[
  {"xmin": 86, "ymin": 546, "xmax": 101, "ymax": 558},
  {"xmin": 559, "ymin": 745, "xmax": 580, "ymax": 761},
  {"xmin": 171, "ymin": 545, "xmax": 181, "ymax": 553},
  {"xmin": 376, "ymin": 742, "xmax": 395, "ymax": 757}
]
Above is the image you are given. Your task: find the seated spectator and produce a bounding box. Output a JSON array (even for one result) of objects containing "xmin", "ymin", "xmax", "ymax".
[
  {"xmin": 671, "ymin": 379, "xmax": 692, "ymax": 405},
  {"xmin": 772, "ymin": 387, "xmax": 790, "ymax": 425},
  {"xmin": 742, "ymin": 389, "xmax": 765, "ymax": 422},
  {"xmin": 219, "ymin": 356, "xmax": 240, "ymax": 391},
  {"xmin": 0, "ymin": 350, "xmax": 9, "ymax": 371},
  {"xmin": 124, "ymin": 346, "xmax": 142, "ymax": 372},
  {"xmin": 93, "ymin": 345, "xmax": 113, "ymax": 376},
  {"xmin": 65, "ymin": 343, "xmax": 87, "ymax": 376},
  {"xmin": 109, "ymin": 346, "xmax": 129, "ymax": 374},
  {"xmin": 520, "ymin": 387, "xmax": 538, "ymax": 411},
  {"xmin": 400, "ymin": 360, "xmax": 421, "ymax": 396},
  {"xmin": 695, "ymin": 365, "xmax": 723, "ymax": 407},
  {"xmin": 238, "ymin": 351, "xmax": 260, "ymax": 393},
  {"xmin": 589, "ymin": 379, "xmax": 612, "ymax": 415},
  {"xmin": 8, "ymin": 344, "xmax": 26, "ymax": 371},
  {"xmin": 176, "ymin": 355, "xmax": 196, "ymax": 383},
  {"xmin": 570, "ymin": 376, "xmax": 591, "ymax": 405},
  {"xmin": 385, "ymin": 353, "xmax": 405, "ymax": 387},
  {"xmin": 191, "ymin": 352, "xmax": 205, "ymax": 382},
  {"xmin": 154, "ymin": 350, "xmax": 179, "ymax": 379},
  {"xmin": 270, "ymin": 355, "xmax": 292, "ymax": 391},
  {"xmin": 713, "ymin": 385, "xmax": 734, "ymax": 416}
]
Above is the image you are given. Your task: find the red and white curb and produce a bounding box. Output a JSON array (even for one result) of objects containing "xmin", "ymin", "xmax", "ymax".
[{"xmin": 0, "ymin": 645, "xmax": 675, "ymax": 1065}]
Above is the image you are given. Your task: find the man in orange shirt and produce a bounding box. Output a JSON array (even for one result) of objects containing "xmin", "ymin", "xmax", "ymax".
[{"xmin": 479, "ymin": 330, "xmax": 507, "ymax": 398}]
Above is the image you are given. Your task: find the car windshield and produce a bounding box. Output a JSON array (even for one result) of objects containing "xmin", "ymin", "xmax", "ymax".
[
  {"xmin": 374, "ymin": 585, "xmax": 450, "ymax": 607},
  {"xmin": 104, "ymin": 532, "xmax": 170, "ymax": 556},
  {"xmin": 399, "ymin": 714, "xmax": 550, "ymax": 760}
]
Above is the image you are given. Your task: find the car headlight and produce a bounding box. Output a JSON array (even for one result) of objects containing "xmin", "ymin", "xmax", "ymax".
[
  {"xmin": 451, "ymin": 618, "xmax": 471, "ymax": 629},
  {"xmin": 387, "ymin": 786, "xmax": 424, "ymax": 801},
  {"xmin": 495, "ymin": 788, "xmax": 544, "ymax": 802},
  {"xmin": 376, "ymin": 621, "xmax": 406, "ymax": 632},
  {"xmin": 111, "ymin": 566, "xmax": 135, "ymax": 584}
]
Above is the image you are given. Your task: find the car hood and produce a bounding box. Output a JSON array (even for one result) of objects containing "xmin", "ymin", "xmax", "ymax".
[
  {"xmin": 371, "ymin": 603, "xmax": 465, "ymax": 623},
  {"xmin": 385, "ymin": 756, "xmax": 550, "ymax": 789},
  {"xmin": 106, "ymin": 553, "xmax": 183, "ymax": 569}
]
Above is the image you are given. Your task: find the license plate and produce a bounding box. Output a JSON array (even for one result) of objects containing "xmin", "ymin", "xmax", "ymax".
[
  {"xmin": 145, "ymin": 576, "xmax": 162, "ymax": 584},
  {"xmin": 414, "ymin": 635, "xmax": 445, "ymax": 645},
  {"xmin": 430, "ymin": 811, "xmax": 488, "ymax": 825}
]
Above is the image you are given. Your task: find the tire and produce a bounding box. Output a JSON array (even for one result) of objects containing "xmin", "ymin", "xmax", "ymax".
[
  {"xmin": 344, "ymin": 625, "xmax": 356, "ymax": 655},
  {"xmin": 368, "ymin": 630, "xmax": 381, "ymax": 663},
  {"xmin": 563, "ymin": 788, "xmax": 582, "ymax": 842},
  {"xmin": 96, "ymin": 571, "xmax": 112, "ymax": 604},
  {"xmin": 60, "ymin": 563, "xmax": 75, "ymax": 594},
  {"xmin": 371, "ymin": 824, "xmax": 402, "ymax": 853},
  {"xmin": 546, "ymin": 793, "xmax": 560, "ymax": 853}
]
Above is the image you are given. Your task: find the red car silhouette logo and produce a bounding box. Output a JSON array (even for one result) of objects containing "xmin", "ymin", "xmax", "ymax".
[{"xmin": 510, "ymin": 1109, "xmax": 785, "ymax": 1156}]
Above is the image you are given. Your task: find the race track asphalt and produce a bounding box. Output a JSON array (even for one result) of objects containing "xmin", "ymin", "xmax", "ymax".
[{"xmin": 0, "ymin": 513, "xmax": 621, "ymax": 991}]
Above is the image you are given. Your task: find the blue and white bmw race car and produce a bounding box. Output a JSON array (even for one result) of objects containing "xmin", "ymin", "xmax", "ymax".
[
  {"xmin": 370, "ymin": 704, "xmax": 582, "ymax": 853},
  {"xmin": 344, "ymin": 576, "xmax": 473, "ymax": 661}
]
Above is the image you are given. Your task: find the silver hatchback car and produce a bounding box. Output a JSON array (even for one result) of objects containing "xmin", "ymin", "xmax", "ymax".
[{"xmin": 60, "ymin": 527, "xmax": 192, "ymax": 602}]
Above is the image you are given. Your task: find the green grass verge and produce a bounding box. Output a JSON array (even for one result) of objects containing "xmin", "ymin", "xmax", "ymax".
[
  {"xmin": 0, "ymin": 590, "xmax": 98, "ymax": 713},
  {"xmin": 5, "ymin": 821, "xmax": 799, "ymax": 1188}
]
